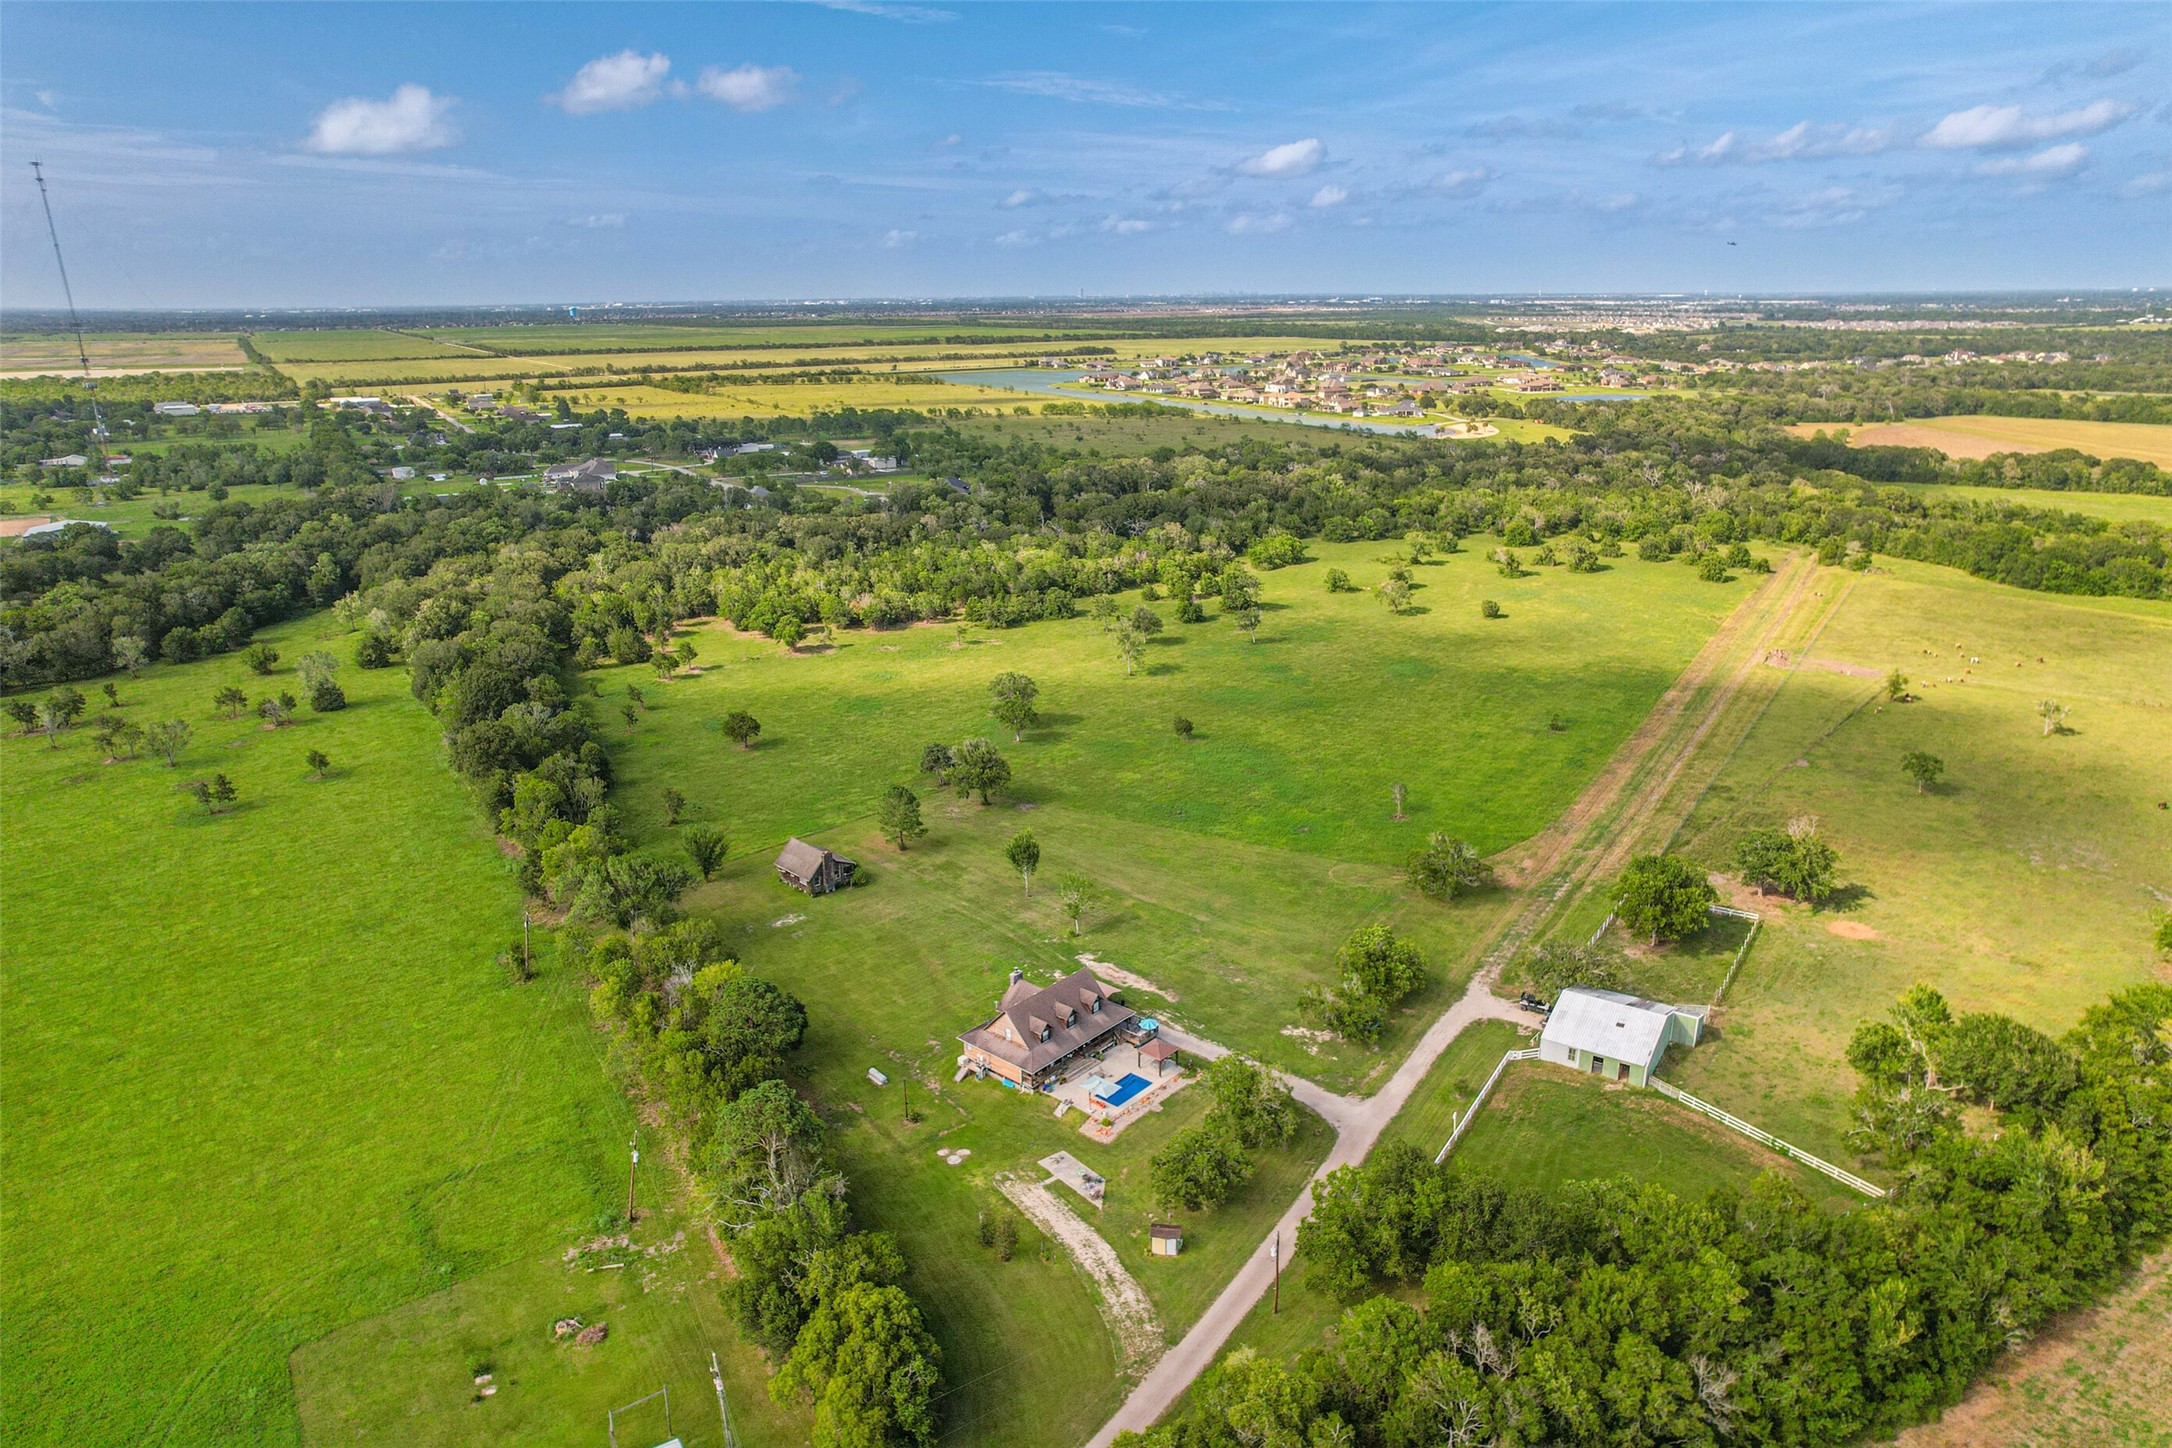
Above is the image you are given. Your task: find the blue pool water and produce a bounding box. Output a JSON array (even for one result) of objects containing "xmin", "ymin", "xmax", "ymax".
[{"xmin": 1099, "ymin": 1074, "xmax": 1153, "ymax": 1108}]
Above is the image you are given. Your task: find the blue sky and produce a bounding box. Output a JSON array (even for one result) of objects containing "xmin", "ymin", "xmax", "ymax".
[{"xmin": 2, "ymin": 2, "xmax": 2167, "ymax": 308}]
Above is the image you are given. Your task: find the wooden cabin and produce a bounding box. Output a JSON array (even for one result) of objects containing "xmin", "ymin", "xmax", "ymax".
[{"xmin": 775, "ymin": 838, "xmax": 857, "ymax": 895}]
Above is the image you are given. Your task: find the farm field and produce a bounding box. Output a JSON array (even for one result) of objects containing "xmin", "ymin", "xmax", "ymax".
[
  {"xmin": 0, "ymin": 615, "xmax": 652, "ymax": 1447},
  {"xmin": 420, "ymin": 321, "xmax": 1128, "ymax": 353},
  {"xmin": 246, "ymin": 328, "xmax": 486, "ymax": 363},
  {"xmin": 1791, "ymin": 416, "xmax": 2172, "ymax": 468},
  {"xmin": 1900, "ymin": 481, "xmax": 2172, "ymax": 527},
  {"xmin": 0, "ymin": 329, "xmax": 245, "ymax": 373},
  {"xmin": 1666, "ymin": 558, "xmax": 2172, "ymax": 1169},
  {"xmin": 557, "ymin": 376, "xmax": 1055, "ymax": 419}
]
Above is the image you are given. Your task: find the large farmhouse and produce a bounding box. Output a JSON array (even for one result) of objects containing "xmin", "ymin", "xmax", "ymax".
[
  {"xmin": 1538, "ymin": 987, "xmax": 1705, "ymax": 1087},
  {"xmin": 959, "ymin": 967, "xmax": 1147, "ymax": 1089}
]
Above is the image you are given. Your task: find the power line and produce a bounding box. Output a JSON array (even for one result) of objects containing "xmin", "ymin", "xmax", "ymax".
[{"xmin": 28, "ymin": 161, "xmax": 106, "ymax": 456}]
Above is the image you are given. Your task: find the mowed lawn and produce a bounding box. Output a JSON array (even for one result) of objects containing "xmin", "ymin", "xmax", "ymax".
[
  {"xmin": 0, "ymin": 617, "xmax": 641, "ymax": 1447},
  {"xmin": 1669, "ymin": 559, "xmax": 2172, "ymax": 1166},
  {"xmin": 1445, "ymin": 1065, "xmax": 1863, "ymax": 1211}
]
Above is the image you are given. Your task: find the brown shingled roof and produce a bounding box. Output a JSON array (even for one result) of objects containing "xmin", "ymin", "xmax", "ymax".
[{"xmin": 959, "ymin": 966, "xmax": 1136, "ymax": 1076}]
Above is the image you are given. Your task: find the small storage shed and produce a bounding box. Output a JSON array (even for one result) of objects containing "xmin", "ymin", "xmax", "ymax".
[
  {"xmin": 1149, "ymin": 1223, "xmax": 1184, "ymax": 1257},
  {"xmin": 1538, "ymin": 987, "xmax": 1706, "ymax": 1087},
  {"xmin": 775, "ymin": 838, "xmax": 857, "ymax": 895}
]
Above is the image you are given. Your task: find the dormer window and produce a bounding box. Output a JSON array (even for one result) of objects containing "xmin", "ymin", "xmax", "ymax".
[
  {"xmin": 1065, "ymin": 1009, "xmax": 1078, "ymax": 1028},
  {"xmin": 1089, "ymin": 997, "xmax": 1102, "ymax": 1013},
  {"xmin": 1040, "ymin": 1025, "xmax": 1052, "ymax": 1042}
]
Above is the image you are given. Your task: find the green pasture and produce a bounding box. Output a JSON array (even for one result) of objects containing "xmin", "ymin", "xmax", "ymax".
[
  {"xmin": 0, "ymin": 616, "xmax": 650, "ymax": 1447},
  {"xmin": 1898, "ymin": 482, "xmax": 2172, "ymax": 528},
  {"xmin": 247, "ymin": 329, "xmax": 485, "ymax": 364},
  {"xmin": 421, "ymin": 321, "xmax": 1124, "ymax": 355},
  {"xmin": 1668, "ymin": 558, "xmax": 2172, "ymax": 1167},
  {"xmin": 292, "ymin": 1184, "xmax": 810, "ymax": 1448},
  {"xmin": 1445, "ymin": 1064, "xmax": 1863, "ymax": 1210}
]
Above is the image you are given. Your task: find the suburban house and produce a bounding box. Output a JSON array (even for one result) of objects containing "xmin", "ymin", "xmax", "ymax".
[
  {"xmin": 542, "ymin": 457, "xmax": 617, "ymax": 494},
  {"xmin": 1538, "ymin": 988, "xmax": 1705, "ymax": 1086},
  {"xmin": 958, "ymin": 966, "xmax": 1145, "ymax": 1090},
  {"xmin": 774, "ymin": 838, "xmax": 857, "ymax": 895}
]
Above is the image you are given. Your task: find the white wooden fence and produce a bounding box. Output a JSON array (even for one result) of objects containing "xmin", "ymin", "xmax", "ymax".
[
  {"xmin": 1707, "ymin": 905, "xmax": 1763, "ymax": 1006},
  {"xmin": 1647, "ymin": 1078, "xmax": 1886, "ymax": 1198},
  {"xmin": 1435, "ymin": 1048, "xmax": 1541, "ymax": 1164}
]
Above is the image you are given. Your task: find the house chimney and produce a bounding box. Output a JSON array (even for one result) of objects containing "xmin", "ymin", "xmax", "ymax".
[{"xmin": 1009, "ymin": 967, "xmax": 1024, "ymax": 985}]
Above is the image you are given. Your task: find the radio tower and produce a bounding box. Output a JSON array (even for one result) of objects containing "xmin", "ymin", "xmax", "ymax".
[{"xmin": 29, "ymin": 161, "xmax": 106, "ymax": 458}]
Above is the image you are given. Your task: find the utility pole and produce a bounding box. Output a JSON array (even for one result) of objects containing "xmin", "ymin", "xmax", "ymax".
[
  {"xmin": 28, "ymin": 162, "xmax": 105, "ymax": 457},
  {"xmin": 626, "ymin": 1136, "xmax": 639, "ymax": 1223},
  {"xmin": 1271, "ymin": 1230, "xmax": 1280, "ymax": 1315},
  {"xmin": 521, "ymin": 912, "xmax": 532, "ymax": 980}
]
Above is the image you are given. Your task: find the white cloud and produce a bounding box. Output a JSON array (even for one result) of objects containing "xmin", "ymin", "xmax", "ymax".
[
  {"xmin": 2122, "ymin": 168, "xmax": 2171, "ymax": 198},
  {"xmin": 981, "ymin": 71, "xmax": 1212, "ymax": 109},
  {"xmin": 1238, "ymin": 138, "xmax": 1323, "ymax": 177},
  {"xmin": 1101, "ymin": 215, "xmax": 1152, "ymax": 234},
  {"xmin": 1432, "ymin": 167, "xmax": 1492, "ymax": 195},
  {"xmin": 1768, "ymin": 183, "xmax": 1901, "ymax": 229},
  {"xmin": 1309, "ymin": 184, "xmax": 1350, "ymax": 208},
  {"xmin": 1974, "ymin": 142, "xmax": 2090, "ymax": 178},
  {"xmin": 303, "ymin": 84, "xmax": 458, "ymax": 155},
  {"xmin": 1001, "ymin": 188, "xmax": 1041, "ymax": 208},
  {"xmin": 994, "ymin": 228, "xmax": 1035, "ymax": 247},
  {"xmin": 1657, "ymin": 120, "xmax": 1896, "ymax": 166},
  {"xmin": 567, "ymin": 212, "xmax": 628, "ymax": 228},
  {"xmin": 1225, "ymin": 211, "xmax": 1290, "ymax": 235},
  {"xmin": 1922, "ymin": 99, "xmax": 2132, "ymax": 150},
  {"xmin": 551, "ymin": 51, "xmax": 672, "ymax": 115},
  {"xmin": 882, "ymin": 228, "xmax": 918, "ymax": 247},
  {"xmin": 820, "ymin": 1, "xmax": 957, "ymax": 22},
  {"xmin": 697, "ymin": 64, "xmax": 799, "ymax": 112}
]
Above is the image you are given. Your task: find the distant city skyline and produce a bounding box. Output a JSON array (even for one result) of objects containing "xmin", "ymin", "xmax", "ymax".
[{"xmin": 2, "ymin": 2, "xmax": 2167, "ymax": 309}]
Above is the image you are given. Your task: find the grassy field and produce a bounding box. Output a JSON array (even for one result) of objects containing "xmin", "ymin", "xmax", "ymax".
[
  {"xmin": 585, "ymin": 539, "xmax": 1747, "ymax": 1087},
  {"xmin": 570, "ymin": 377, "xmax": 1055, "ymax": 420},
  {"xmin": 0, "ymin": 615, "xmax": 660, "ymax": 1447},
  {"xmin": 292, "ymin": 1174, "xmax": 811, "ymax": 1448},
  {"xmin": 421, "ymin": 322, "xmax": 1124, "ymax": 354},
  {"xmin": 247, "ymin": 329, "xmax": 484, "ymax": 363},
  {"xmin": 1666, "ymin": 558, "xmax": 2172, "ymax": 1167},
  {"xmin": 1, "ymin": 330, "xmax": 245, "ymax": 373},
  {"xmin": 1791, "ymin": 417, "xmax": 2172, "ymax": 468},
  {"xmin": 1900, "ymin": 482, "xmax": 2172, "ymax": 527},
  {"xmin": 1446, "ymin": 1064, "xmax": 1862, "ymax": 1210}
]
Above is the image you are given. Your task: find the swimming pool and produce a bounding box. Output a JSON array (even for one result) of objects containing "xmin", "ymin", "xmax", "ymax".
[{"xmin": 1097, "ymin": 1073, "xmax": 1153, "ymax": 1108}]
